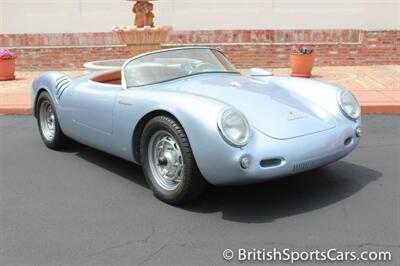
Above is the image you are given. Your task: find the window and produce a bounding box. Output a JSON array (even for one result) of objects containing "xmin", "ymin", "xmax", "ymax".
[{"xmin": 123, "ymin": 48, "xmax": 238, "ymax": 87}]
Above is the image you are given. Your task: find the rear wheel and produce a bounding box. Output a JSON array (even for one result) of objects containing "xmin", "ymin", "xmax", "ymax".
[
  {"xmin": 140, "ymin": 115, "xmax": 207, "ymax": 204},
  {"xmin": 36, "ymin": 91, "xmax": 68, "ymax": 149}
]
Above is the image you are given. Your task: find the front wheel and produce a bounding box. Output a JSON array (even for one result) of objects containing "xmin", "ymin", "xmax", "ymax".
[
  {"xmin": 36, "ymin": 91, "xmax": 68, "ymax": 150},
  {"xmin": 140, "ymin": 116, "xmax": 207, "ymax": 204}
]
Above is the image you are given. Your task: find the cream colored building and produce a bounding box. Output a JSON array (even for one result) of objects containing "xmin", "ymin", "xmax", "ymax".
[{"xmin": 1, "ymin": 0, "xmax": 399, "ymax": 34}]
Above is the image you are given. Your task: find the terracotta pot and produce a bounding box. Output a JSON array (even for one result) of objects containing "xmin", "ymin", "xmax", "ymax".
[
  {"xmin": 290, "ymin": 54, "xmax": 315, "ymax": 78},
  {"xmin": 0, "ymin": 59, "xmax": 16, "ymax": 81}
]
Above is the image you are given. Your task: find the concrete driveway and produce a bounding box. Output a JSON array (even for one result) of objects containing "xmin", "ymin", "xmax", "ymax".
[{"xmin": 0, "ymin": 115, "xmax": 399, "ymax": 265}]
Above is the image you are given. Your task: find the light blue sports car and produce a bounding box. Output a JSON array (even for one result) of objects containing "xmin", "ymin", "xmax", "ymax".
[{"xmin": 32, "ymin": 47, "xmax": 362, "ymax": 204}]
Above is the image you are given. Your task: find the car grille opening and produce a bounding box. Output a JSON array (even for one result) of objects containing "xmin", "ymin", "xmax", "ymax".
[
  {"xmin": 293, "ymin": 160, "xmax": 317, "ymax": 172},
  {"xmin": 260, "ymin": 158, "xmax": 283, "ymax": 168},
  {"xmin": 292, "ymin": 150, "xmax": 342, "ymax": 173},
  {"xmin": 344, "ymin": 137, "xmax": 353, "ymax": 146}
]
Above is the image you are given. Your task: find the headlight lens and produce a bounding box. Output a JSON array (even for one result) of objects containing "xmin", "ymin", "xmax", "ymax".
[
  {"xmin": 337, "ymin": 90, "xmax": 361, "ymax": 120},
  {"xmin": 217, "ymin": 109, "xmax": 251, "ymax": 147}
]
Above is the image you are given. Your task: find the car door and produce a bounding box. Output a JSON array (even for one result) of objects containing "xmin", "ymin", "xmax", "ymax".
[
  {"xmin": 62, "ymin": 81, "xmax": 120, "ymax": 153},
  {"xmin": 73, "ymin": 82, "xmax": 118, "ymax": 135}
]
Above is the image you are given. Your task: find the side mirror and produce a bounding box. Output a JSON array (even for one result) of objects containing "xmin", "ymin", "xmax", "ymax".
[{"xmin": 250, "ymin": 68, "xmax": 273, "ymax": 77}]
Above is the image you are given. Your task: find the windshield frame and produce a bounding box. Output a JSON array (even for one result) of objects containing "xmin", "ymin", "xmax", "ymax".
[{"xmin": 121, "ymin": 47, "xmax": 240, "ymax": 89}]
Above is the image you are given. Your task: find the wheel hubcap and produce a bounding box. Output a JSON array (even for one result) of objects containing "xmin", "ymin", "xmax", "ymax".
[
  {"xmin": 148, "ymin": 130, "xmax": 183, "ymax": 191},
  {"xmin": 39, "ymin": 100, "xmax": 56, "ymax": 141}
]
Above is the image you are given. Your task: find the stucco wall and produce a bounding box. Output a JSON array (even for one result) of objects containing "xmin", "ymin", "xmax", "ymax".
[{"xmin": 1, "ymin": 0, "xmax": 399, "ymax": 34}]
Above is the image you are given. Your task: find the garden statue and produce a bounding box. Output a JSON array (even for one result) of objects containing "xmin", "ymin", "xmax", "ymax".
[
  {"xmin": 112, "ymin": 0, "xmax": 171, "ymax": 57},
  {"xmin": 133, "ymin": 0, "xmax": 155, "ymax": 28}
]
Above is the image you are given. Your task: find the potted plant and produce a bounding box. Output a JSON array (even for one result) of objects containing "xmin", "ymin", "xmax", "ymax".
[
  {"xmin": 289, "ymin": 45, "xmax": 315, "ymax": 78},
  {"xmin": 0, "ymin": 48, "xmax": 17, "ymax": 81}
]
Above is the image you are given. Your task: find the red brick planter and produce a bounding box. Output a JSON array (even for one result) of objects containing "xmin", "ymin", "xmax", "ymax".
[{"xmin": 0, "ymin": 59, "xmax": 16, "ymax": 81}]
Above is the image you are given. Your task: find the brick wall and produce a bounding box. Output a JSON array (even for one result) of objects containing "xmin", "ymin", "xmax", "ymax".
[{"xmin": 1, "ymin": 30, "xmax": 399, "ymax": 70}]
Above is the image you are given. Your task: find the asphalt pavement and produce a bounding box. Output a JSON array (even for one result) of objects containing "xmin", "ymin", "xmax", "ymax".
[{"xmin": 0, "ymin": 115, "xmax": 399, "ymax": 265}]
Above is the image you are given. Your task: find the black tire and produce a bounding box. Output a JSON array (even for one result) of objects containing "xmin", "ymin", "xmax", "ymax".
[
  {"xmin": 36, "ymin": 91, "xmax": 68, "ymax": 150},
  {"xmin": 140, "ymin": 115, "xmax": 207, "ymax": 204}
]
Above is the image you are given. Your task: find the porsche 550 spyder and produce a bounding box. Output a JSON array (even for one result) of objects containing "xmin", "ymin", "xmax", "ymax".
[{"xmin": 32, "ymin": 47, "xmax": 362, "ymax": 204}]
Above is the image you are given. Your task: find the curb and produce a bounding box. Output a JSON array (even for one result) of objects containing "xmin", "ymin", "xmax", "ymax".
[
  {"xmin": 361, "ymin": 105, "xmax": 400, "ymax": 114},
  {"xmin": 0, "ymin": 107, "xmax": 32, "ymax": 115}
]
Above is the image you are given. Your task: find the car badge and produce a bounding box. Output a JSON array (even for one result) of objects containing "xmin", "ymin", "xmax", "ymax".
[{"xmin": 287, "ymin": 111, "xmax": 308, "ymax": 121}]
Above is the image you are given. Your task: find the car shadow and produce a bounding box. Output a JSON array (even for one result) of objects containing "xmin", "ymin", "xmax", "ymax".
[
  {"xmin": 63, "ymin": 141, "xmax": 149, "ymax": 188},
  {"xmin": 182, "ymin": 162, "xmax": 381, "ymax": 223},
  {"xmin": 63, "ymin": 141, "xmax": 381, "ymax": 223}
]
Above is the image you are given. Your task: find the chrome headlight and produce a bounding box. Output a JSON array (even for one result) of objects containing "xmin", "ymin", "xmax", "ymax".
[
  {"xmin": 337, "ymin": 90, "xmax": 361, "ymax": 120},
  {"xmin": 217, "ymin": 109, "xmax": 251, "ymax": 147}
]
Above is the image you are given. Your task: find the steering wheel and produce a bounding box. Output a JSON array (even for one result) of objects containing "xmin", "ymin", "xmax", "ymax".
[
  {"xmin": 194, "ymin": 62, "xmax": 218, "ymax": 72},
  {"xmin": 181, "ymin": 61, "xmax": 197, "ymax": 74},
  {"xmin": 181, "ymin": 62, "xmax": 219, "ymax": 74}
]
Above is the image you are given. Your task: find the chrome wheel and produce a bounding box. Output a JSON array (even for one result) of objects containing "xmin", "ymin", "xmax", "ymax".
[
  {"xmin": 148, "ymin": 130, "xmax": 184, "ymax": 191},
  {"xmin": 39, "ymin": 100, "xmax": 56, "ymax": 142}
]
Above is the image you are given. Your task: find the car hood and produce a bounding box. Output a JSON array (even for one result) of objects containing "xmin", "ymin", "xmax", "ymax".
[{"xmin": 179, "ymin": 74, "xmax": 336, "ymax": 140}]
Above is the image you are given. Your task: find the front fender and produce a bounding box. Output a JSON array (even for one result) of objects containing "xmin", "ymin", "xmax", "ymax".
[
  {"xmin": 114, "ymin": 89, "xmax": 242, "ymax": 182},
  {"xmin": 148, "ymin": 93, "xmax": 242, "ymax": 180}
]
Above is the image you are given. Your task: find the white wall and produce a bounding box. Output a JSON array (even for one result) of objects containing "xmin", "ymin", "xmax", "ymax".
[{"xmin": 1, "ymin": 0, "xmax": 399, "ymax": 34}]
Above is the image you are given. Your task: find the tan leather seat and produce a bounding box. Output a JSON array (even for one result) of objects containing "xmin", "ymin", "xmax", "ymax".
[{"xmin": 91, "ymin": 70, "xmax": 121, "ymax": 85}]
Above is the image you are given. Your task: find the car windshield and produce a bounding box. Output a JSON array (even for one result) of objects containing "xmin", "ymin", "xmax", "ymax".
[{"xmin": 124, "ymin": 48, "xmax": 239, "ymax": 87}]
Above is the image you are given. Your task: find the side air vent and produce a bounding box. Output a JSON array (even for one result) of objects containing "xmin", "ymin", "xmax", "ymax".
[{"xmin": 55, "ymin": 76, "xmax": 72, "ymax": 99}]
